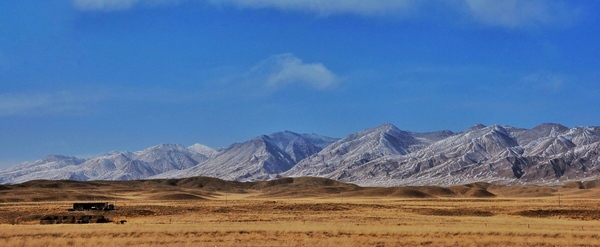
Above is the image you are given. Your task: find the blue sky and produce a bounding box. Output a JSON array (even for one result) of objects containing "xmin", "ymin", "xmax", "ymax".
[{"xmin": 1, "ymin": 0, "xmax": 599, "ymax": 168}]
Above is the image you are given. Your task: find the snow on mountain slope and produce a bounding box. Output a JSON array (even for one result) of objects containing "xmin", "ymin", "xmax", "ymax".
[
  {"xmin": 268, "ymin": 131, "xmax": 324, "ymax": 163},
  {"xmin": 2, "ymin": 123, "xmax": 600, "ymax": 186},
  {"xmin": 0, "ymin": 155, "xmax": 86, "ymax": 184},
  {"xmin": 344, "ymin": 124, "xmax": 600, "ymax": 186},
  {"xmin": 0, "ymin": 143, "xmax": 210, "ymax": 184},
  {"xmin": 299, "ymin": 133, "xmax": 340, "ymax": 149},
  {"xmin": 512, "ymin": 123, "xmax": 569, "ymax": 146},
  {"xmin": 135, "ymin": 144, "xmax": 202, "ymax": 171},
  {"xmin": 284, "ymin": 124, "xmax": 514, "ymax": 185},
  {"xmin": 155, "ymin": 131, "xmax": 337, "ymax": 181},
  {"xmin": 167, "ymin": 136, "xmax": 296, "ymax": 181},
  {"xmin": 80, "ymin": 144, "xmax": 204, "ymax": 180},
  {"xmin": 188, "ymin": 143, "xmax": 219, "ymax": 159},
  {"xmin": 346, "ymin": 124, "xmax": 525, "ymax": 186},
  {"xmin": 283, "ymin": 123, "xmax": 434, "ymax": 178},
  {"xmin": 412, "ymin": 130, "xmax": 456, "ymax": 144}
]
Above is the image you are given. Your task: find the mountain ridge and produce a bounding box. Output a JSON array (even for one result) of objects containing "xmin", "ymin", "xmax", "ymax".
[{"xmin": 1, "ymin": 123, "xmax": 599, "ymax": 186}]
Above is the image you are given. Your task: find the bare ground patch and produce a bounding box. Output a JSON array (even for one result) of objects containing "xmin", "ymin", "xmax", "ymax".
[{"xmin": 413, "ymin": 208, "xmax": 496, "ymax": 217}]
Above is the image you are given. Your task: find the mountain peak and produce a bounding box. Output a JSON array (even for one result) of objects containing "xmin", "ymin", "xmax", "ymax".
[
  {"xmin": 145, "ymin": 143, "xmax": 187, "ymax": 151},
  {"xmin": 533, "ymin": 123, "xmax": 568, "ymax": 131},
  {"xmin": 188, "ymin": 143, "xmax": 219, "ymax": 158},
  {"xmin": 268, "ymin": 130, "xmax": 301, "ymax": 139},
  {"xmin": 468, "ymin": 123, "xmax": 487, "ymax": 131},
  {"xmin": 377, "ymin": 123, "xmax": 398, "ymax": 130},
  {"xmin": 42, "ymin": 154, "xmax": 73, "ymax": 162},
  {"xmin": 188, "ymin": 143, "xmax": 213, "ymax": 150}
]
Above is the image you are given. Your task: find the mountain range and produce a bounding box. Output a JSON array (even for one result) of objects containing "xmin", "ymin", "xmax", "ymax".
[{"xmin": 1, "ymin": 123, "xmax": 599, "ymax": 186}]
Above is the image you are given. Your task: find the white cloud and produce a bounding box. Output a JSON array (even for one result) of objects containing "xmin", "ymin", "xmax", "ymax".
[
  {"xmin": 463, "ymin": 0, "xmax": 575, "ymax": 28},
  {"xmin": 209, "ymin": 0, "xmax": 415, "ymax": 16},
  {"xmin": 247, "ymin": 53, "xmax": 339, "ymax": 92}
]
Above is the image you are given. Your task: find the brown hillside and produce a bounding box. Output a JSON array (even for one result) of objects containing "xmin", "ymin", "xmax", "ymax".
[
  {"xmin": 488, "ymin": 185, "xmax": 557, "ymax": 197},
  {"xmin": 563, "ymin": 180, "xmax": 600, "ymax": 189},
  {"xmin": 148, "ymin": 193, "xmax": 207, "ymax": 201}
]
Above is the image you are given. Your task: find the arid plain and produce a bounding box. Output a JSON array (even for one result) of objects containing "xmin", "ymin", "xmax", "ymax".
[{"xmin": 2, "ymin": 177, "xmax": 600, "ymax": 246}]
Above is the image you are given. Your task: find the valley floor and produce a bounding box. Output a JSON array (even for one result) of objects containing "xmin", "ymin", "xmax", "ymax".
[{"xmin": 2, "ymin": 193, "xmax": 600, "ymax": 246}]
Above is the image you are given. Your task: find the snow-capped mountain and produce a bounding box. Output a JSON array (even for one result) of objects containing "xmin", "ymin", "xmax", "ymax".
[
  {"xmin": 1, "ymin": 123, "xmax": 599, "ymax": 186},
  {"xmin": 0, "ymin": 144, "xmax": 212, "ymax": 184},
  {"xmin": 0, "ymin": 155, "xmax": 86, "ymax": 184},
  {"xmin": 282, "ymin": 123, "xmax": 445, "ymax": 178},
  {"xmin": 284, "ymin": 123, "xmax": 600, "ymax": 186},
  {"xmin": 82, "ymin": 144, "xmax": 204, "ymax": 180},
  {"xmin": 322, "ymin": 124, "xmax": 524, "ymax": 186},
  {"xmin": 0, "ymin": 131, "xmax": 336, "ymax": 184},
  {"xmin": 153, "ymin": 131, "xmax": 338, "ymax": 181}
]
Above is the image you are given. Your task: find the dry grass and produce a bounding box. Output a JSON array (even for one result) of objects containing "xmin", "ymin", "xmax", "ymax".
[{"xmin": 2, "ymin": 178, "xmax": 600, "ymax": 246}]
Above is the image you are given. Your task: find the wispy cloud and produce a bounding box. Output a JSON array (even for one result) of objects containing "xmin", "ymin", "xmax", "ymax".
[
  {"xmin": 206, "ymin": 54, "xmax": 339, "ymax": 100},
  {"xmin": 209, "ymin": 0, "xmax": 416, "ymax": 16},
  {"xmin": 0, "ymin": 91, "xmax": 94, "ymax": 117},
  {"xmin": 73, "ymin": 0, "xmax": 182, "ymax": 11},
  {"xmin": 74, "ymin": 0, "xmax": 139, "ymax": 11},
  {"xmin": 521, "ymin": 71, "xmax": 566, "ymax": 93},
  {"xmin": 462, "ymin": 0, "xmax": 577, "ymax": 28},
  {"xmin": 72, "ymin": 0, "xmax": 579, "ymax": 29},
  {"xmin": 0, "ymin": 60, "xmax": 336, "ymax": 116},
  {"xmin": 73, "ymin": 0, "xmax": 416, "ymax": 15},
  {"xmin": 0, "ymin": 86, "xmax": 200, "ymax": 117},
  {"xmin": 211, "ymin": 0, "xmax": 578, "ymax": 28}
]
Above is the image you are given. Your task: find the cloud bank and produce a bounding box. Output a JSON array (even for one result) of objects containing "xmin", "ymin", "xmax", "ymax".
[{"xmin": 73, "ymin": 0, "xmax": 578, "ymax": 28}]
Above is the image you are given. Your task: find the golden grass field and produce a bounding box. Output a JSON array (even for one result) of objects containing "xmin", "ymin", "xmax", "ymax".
[{"xmin": 2, "ymin": 177, "xmax": 600, "ymax": 246}]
